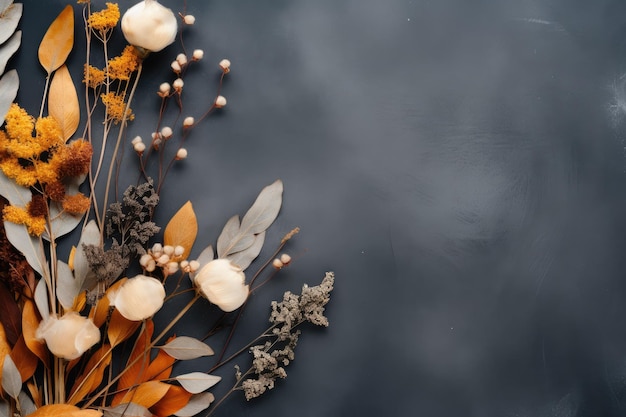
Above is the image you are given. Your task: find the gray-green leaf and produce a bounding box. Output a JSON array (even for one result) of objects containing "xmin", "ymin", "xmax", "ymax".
[
  {"xmin": 34, "ymin": 278, "xmax": 49, "ymax": 320},
  {"xmin": 160, "ymin": 336, "xmax": 214, "ymax": 360},
  {"xmin": 0, "ymin": 169, "xmax": 31, "ymax": 207},
  {"xmin": 18, "ymin": 391, "xmax": 36, "ymax": 416},
  {"xmin": 0, "ymin": 69, "xmax": 18, "ymax": 126},
  {"xmin": 75, "ymin": 220, "xmax": 100, "ymax": 292},
  {"xmin": 175, "ymin": 373, "xmax": 221, "ymax": 394},
  {"xmin": 0, "ymin": 30, "xmax": 20, "ymax": 75},
  {"xmin": 4, "ymin": 221, "xmax": 48, "ymax": 278},
  {"xmin": 239, "ymin": 179, "xmax": 283, "ymax": 236},
  {"xmin": 0, "ymin": 2, "xmax": 21, "ymax": 45},
  {"xmin": 56, "ymin": 260, "xmax": 79, "ymax": 310},
  {"xmin": 173, "ymin": 392, "xmax": 215, "ymax": 417},
  {"xmin": 0, "ymin": 400, "xmax": 8, "ymax": 417},
  {"xmin": 1, "ymin": 355, "xmax": 21, "ymax": 400},
  {"xmin": 227, "ymin": 231, "xmax": 265, "ymax": 270}
]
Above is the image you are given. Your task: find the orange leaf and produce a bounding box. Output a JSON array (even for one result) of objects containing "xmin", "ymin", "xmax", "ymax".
[
  {"xmin": 27, "ymin": 404, "xmax": 101, "ymax": 417},
  {"xmin": 150, "ymin": 385, "xmax": 193, "ymax": 417},
  {"xmin": 144, "ymin": 337, "xmax": 176, "ymax": 381},
  {"xmin": 48, "ymin": 64, "xmax": 79, "ymax": 141},
  {"xmin": 164, "ymin": 201, "xmax": 197, "ymax": 260},
  {"xmin": 112, "ymin": 320, "xmax": 154, "ymax": 406},
  {"xmin": 22, "ymin": 299, "xmax": 49, "ymax": 366},
  {"xmin": 91, "ymin": 278, "xmax": 126, "ymax": 328},
  {"xmin": 107, "ymin": 309, "xmax": 140, "ymax": 348},
  {"xmin": 38, "ymin": 5, "xmax": 74, "ymax": 74},
  {"xmin": 68, "ymin": 344, "xmax": 112, "ymax": 405},
  {"xmin": 10, "ymin": 334, "xmax": 39, "ymax": 382},
  {"xmin": 120, "ymin": 381, "xmax": 170, "ymax": 409}
]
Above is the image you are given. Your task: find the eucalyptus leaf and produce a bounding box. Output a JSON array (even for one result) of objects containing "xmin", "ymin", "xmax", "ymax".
[
  {"xmin": 75, "ymin": 220, "xmax": 100, "ymax": 292},
  {"xmin": 173, "ymin": 392, "xmax": 215, "ymax": 417},
  {"xmin": 18, "ymin": 390, "xmax": 36, "ymax": 416},
  {"xmin": 4, "ymin": 221, "xmax": 47, "ymax": 278},
  {"xmin": 102, "ymin": 403, "xmax": 152, "ymax": 417},
  {"xmin": 44, "ymin": 201, "xmax": 84, "ymax": 240},
  {"xmin": 0, "ymin": 0, "xmax": 12, "ymax": 14},
  {"xmin": 0, "ymin": 169, "xmax": 31, "ymax": 207},
  {"xmin": 216, "ymin": 215, "xmax": 240, "ymax": 258},
  {"xmin": 0, "ymin": 30, "xmax": 20, "ymax": 74},
  {"xmin": 239, "ymin": 179, "xmax": 283, "ymax": 236},
  {"xmin": 0, "ymin": 69, "xmax": 18, "ymax": 128},
  {"xmin": 34, "ymin": 278, "xmax": 49, "ymax": 320},
  {"xmin": 227, "ymin": 231, "xmax": 265, "ymax": 270},
  {"xmin": 159, "ymin": 336, "xmax": 214, "ymax": 360},
  {"xmin": 56, "ymin": 260, "xmax": 78, "ymax": 310},
  {"xmin": 175, "ymin": 372, "xmax": 221, "ymax": 394},
  {"xmin": 0, "ymin": 2, "xmax": 21, "ymax": 45},
  {"xmin": 189, "ymin": 244, "xmax": 214, "ymax": 281},
  {"xmin": 1, "ymin": 355, "xmax": 21, "ymax": 400}
]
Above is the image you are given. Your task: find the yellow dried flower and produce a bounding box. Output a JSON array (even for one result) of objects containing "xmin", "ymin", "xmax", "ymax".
[
  {"xmin": 4, "ymin": 103, "xmax": 34, "ymax": 141},
  {"xmin": 107, "ymin": 45, "xmax": 140, "ymax": 80},
  {"xmin": 88, "ymin": 2, "xmax": 120, "ymax": 32},
  {"xmin": 62, "ymin": 193, "xmax": 91, "ymax": 215},
  {"xmin": 101, "ymin": 92, "xmax": 134, "ymax": 123},
  {"xmin": 84, "ymin": 64, "xmax": 106, "ymax": 89},
  {"xmin": 0, "ymin": 159, "xmax": 37, "ymax": 187},
  {"xmin": 35, "ymin": 116, "xmax": 64, "ymax": 149},
  {"xmin": 3, "ymin": 205, "xmax": 46, "ymax": 236}
]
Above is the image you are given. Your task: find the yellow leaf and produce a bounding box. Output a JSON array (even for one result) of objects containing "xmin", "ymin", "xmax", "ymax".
[
  {"xmin": 121, "ymin": 381, "xmax": 170, "ymax": 409},
  {"xmin": 22, "ymin": 299, "xmax": 49, "ymax": 366},
  {"xmin": 164, "ymin": 201, "xmax": 197, "ymax": 260},
  {"xmin": 38, "ymin": 5, "xmax": 74, "ymax": 74},
  {"xmin": 72, "ymin": 291, "xmax": 87, "ymax": 312},
  {"xmin": 69, "ymin": 246, "xmax": 76, "ymax": 270},
  {"xmin": 49, "ymin": 64, "xmax": 79, "ymax": 141},
  {"xmin": 27, "ymin": 404, "xmax": 102, "ymax": 417}
]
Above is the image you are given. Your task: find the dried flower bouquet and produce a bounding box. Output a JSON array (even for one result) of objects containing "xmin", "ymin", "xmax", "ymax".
[{"xmin": 0, "ymin": 1, "xmax": 333, "ymax": 416}]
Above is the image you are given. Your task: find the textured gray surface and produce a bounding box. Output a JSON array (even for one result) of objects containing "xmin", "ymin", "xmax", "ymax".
[{"xmin": 14, "ymin": 0, "xmax": 626, "ymax": 416}]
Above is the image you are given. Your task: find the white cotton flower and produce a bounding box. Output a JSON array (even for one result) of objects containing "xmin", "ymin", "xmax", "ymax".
[
  {"xmin": 193, "ymin": 259, "xmax": 249, "ymax": 312},
  {"xmin": 36, "ymin": 313, "xmax": 100, "ymax": 360},
  {"xmin": 109, "ymin": 274, "xmax": 166, "ymax": 321},
  {"xmin": 121, "ymin": 0, "xmax": 178, "ymax": 52}
]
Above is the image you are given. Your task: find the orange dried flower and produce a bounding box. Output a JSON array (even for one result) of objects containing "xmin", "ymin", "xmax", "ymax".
[
  {"xmin": 3, "ymin": 205, "xmax": 46, "ymax": 236},
  {"xmin": 101, "ymin": 92, "xmax": 134, "ymax": 123},
  {"xmin": 84, "ymin": 64, "xmax": 106, "ymax": 89},
  {"xmin": 108, "ymin": 45, "xmax": 140, "ymax": 80},
  {"xmin": 88, "ymin": 2, "xmax": 120, "ymax": 32},
  {"xmin": 28, "ymin": 195, "xmax": 48, "ymax": 218},
  {"xmin": 57, "ymin": 140, "xmax": 93, "ymax": 178},
  {"xmin": 46, "ymin": 181, "xmax": 66, "ymax": 202},
  {"xmin": 62, "ymin": 193, "xmax": 90, "ymax": 215}
]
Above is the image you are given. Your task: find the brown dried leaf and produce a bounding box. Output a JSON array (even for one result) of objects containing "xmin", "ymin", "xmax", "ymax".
[
  {"xmin": 163, "ymin": 201, "xmax": 197, "ymax": 260},
  {"xmin": 120, "ymin": 381, "xmax": 170, "ymax": 409},
  {"xmin": 48, "ymin": 64, "xmax": 79, "ymax": 141},
  {"xmin": 38, "ymin": 5, "xmax": 74, "ymax": 74},
  {"xmin": 0, "ymin": 281, "xmax": 20, "ymax": 346},
  {"xmin": 27, "ymin": 404, "xmax": 102, "ymax": 417},
  {"xmin": 22, "ymin": 299, "xmax": 48, "ymax": 366},
  {"xmin": 68, "ymin": 344, "xmax": 112, "ymax": 405},
  {"xmin": 150, "ymin": 385, "xmax": 192, "ymax": 417},
  {"xmin": 107, "ymin": 309, "xmax": 141, "ymax": 348}
]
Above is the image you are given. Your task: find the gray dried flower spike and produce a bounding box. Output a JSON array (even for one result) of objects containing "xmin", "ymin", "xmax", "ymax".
[{"xmin": 240, "ymin": 272, "xmax": 334, "ymax": 401}]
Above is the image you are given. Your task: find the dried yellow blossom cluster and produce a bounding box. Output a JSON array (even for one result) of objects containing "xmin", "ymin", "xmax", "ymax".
[
  {"xmin": 0, "ymin": 104, "xmax": 93, "ymax": 235},
  {"xmin": 101, "ymin": 92, "xmax": 134, "ymax": 123},
  {"xmin": 107, "ymin": 45, "xmax": 141, "ymax": 80},
  {"xmin": 87, "ymin": 2, "xmax": 120, "ymax": 32}
]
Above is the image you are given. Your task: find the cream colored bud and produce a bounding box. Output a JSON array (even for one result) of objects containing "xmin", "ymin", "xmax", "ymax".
[
  {"xmin": 183, "ymin": 14, "xmax": 195, "ymax": 25},
  {"xmin": 173, "ymin": 78, "xmax": 184, "ymax": 91},
  {"xmin": 272, "ymin": 258, "xmax": 283, "ymax": 269},
  {"xmin": 193, "ymin": 259, "xmax": 249, "ymax": 312},
  {"xmin": 176, "ymin": 53, "xmax": 188, "ymax": 66},
  {"xmin": 36, "ymin": 313, "xmax": 100, "ymax": 360},
  {"xmin": 180, "ymin": 260, "xmax": 189, "ymax": 269},
  {"xmin": 215, "ymin": 95, "xmax": 227, "ymax": 108},
  {"xmin": 174, "ymin": 245, "xmax": 185, "ymax": 257},
  {"xmin": 189, "ymin": 260, "xmax": 200, "ymax": 272},
  {"xmin": 161, "ymin": 126, "xmax": 173, "ymax": 139},
  {"xmin": 163, "ymin": 245, "xmax": 174, "ymax": 256},
  {"xmin": 109, "ymin": 275, "xmax": 165, "ymax": 321},
  {"xmin": 159, "ymin": 82, "xmax": 171, "ymax": 94},
  {"xmin": 151, "ymin": 243, "xmax": 163, "ymax": 255},
  {"xmin": 167, "ymin": 262, "xmax": 179, "ymax": 274},
  {"xmin": 171, "ymin": 60, "xmax": 182, "ymax": 73},
  {"xmin": 134, "ymin": 142, "xmax": 146, "ymax": 153},
  {"xmin": 192, "ymin": 49, "xmax": 204, "ymax": 60},
  {"xmin": 183, "ymin": 116, "xmax": 195, "ymax": 127},
  {"xmin": 139, "ymin": 253, "xmax": 152, "ymax": 267},
  {"xmin": 132, "ymin": 136, "xmax": 143, "ymax": 145},
  {"xmin": 121, "ymin": 0, "xmax": 178, "ymax": 52},
  {"xmin": 157, "ymin": 254, "xmax": 170, "ymax": 265},
  {"xmin": 280, "ymin": 253, "xmax": 292, "ymax": 265},
  {"xmin": 146, "ymin": 259, "xmax": 156, "ymax": 272},
  {"xmin": 151, "ymin": 132, "xmax": 159, "ymax": 140},
  {"xmin": 219, "ymin": 59, "xmax": 231, "ymax": 73},
  {"xmin": 176, "ymin": 148, "xmax": 188, "ymax": 160}
]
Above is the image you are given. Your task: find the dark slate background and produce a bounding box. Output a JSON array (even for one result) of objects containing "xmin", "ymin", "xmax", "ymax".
[{"xmin": 14, "ymin": 0, "xmax": 626, "ymax": 416}]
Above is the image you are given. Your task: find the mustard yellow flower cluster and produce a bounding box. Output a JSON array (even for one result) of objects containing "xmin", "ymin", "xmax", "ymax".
[
  {"xmin": 0, "ymin": 104, "xmax": 93, "ymax": 236},
  {"xmin": 87, "ymin": 2, "xmax": 120, "ymax": 32}
]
